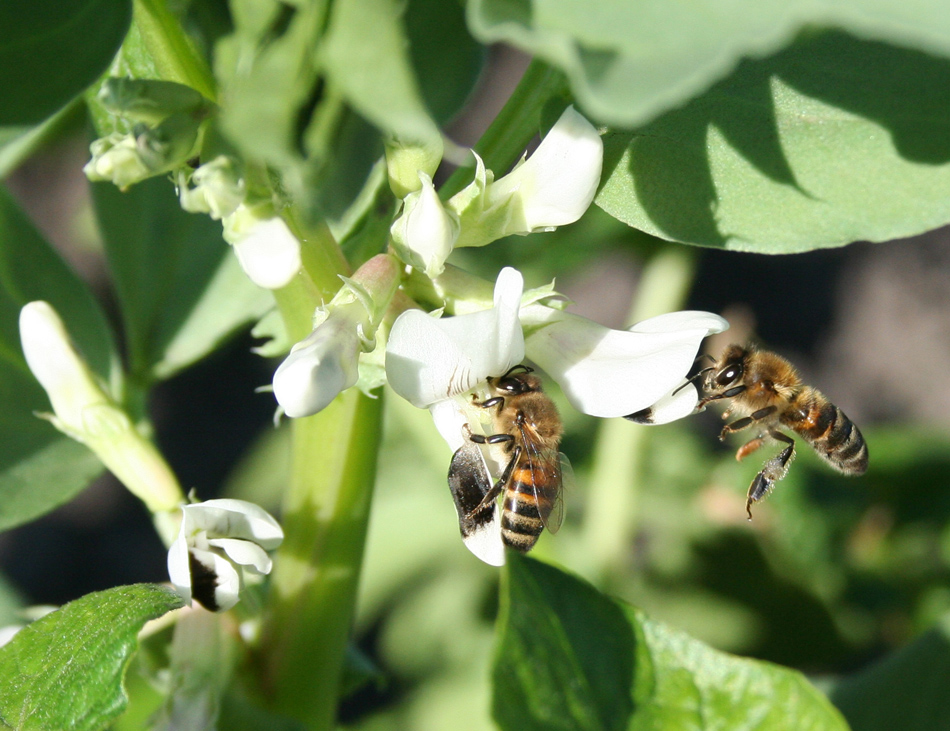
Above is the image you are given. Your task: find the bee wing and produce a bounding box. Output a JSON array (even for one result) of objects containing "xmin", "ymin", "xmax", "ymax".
[
  {"xmin": 447, "ymin": 439, "xmax": 505, "ymax": 566},
  {"xmin": 543, "ymin": 453, "xmax": 574, "ymax": 535},
  {"xmin": 520, "ymin": 432, "xmax": 567, "ymax": 535}
]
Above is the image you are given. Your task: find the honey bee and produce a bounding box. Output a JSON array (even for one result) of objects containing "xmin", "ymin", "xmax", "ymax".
[
  {"xmin": 447, "ymin": 365, "xmax": 566, "ymax": 562},
  {"xmin": 697, "ymin": 344, "xmax": 868, "ymax": 518}
]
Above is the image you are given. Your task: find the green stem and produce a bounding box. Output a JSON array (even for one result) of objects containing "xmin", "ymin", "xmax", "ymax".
[
  {"xmin": 261, "ymin": 191, "xmax": 378, "ymax": 729},
  {"xmin": 132, "ymin": 0, "xmax": 217, "ymax": 100},
  {"xmin": 439, "ymin": 59, "xmax": 569, "ymax": 200},
  {"xmin": 580, "ymin": 246, "xmax": 697, "ymax": 580},
  {"xmin": 261, "ymin": 388, "xmax": 383, "ymax": 728}
]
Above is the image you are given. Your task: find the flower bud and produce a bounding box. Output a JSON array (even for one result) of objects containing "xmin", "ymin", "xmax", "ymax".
[
  {"xmin": 178, "ymin": 156, "xmax": 246, "ymax": 220},
  {"xmin": 390, "ymin": 172, "xmax": 459, "ymax": 278},
  {"xmin": 19, "ymin": 302, "xmax": 183, "ymax": 513},
  {"xmin": 223, "ymin": 204, "xmax": 302, "ymax": 289},
  {"xmin": 385, "ymin": 135, "xmax": 444, "ymax": 199}
]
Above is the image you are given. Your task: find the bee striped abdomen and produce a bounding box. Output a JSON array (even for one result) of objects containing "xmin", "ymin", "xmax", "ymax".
[
  {"xmin": 501, "ymin": 467, "xmax": 545, "ymax": 552},
  {"xmin": 790, "ymin": 394, "xmax": 868, "ymax": 475}
]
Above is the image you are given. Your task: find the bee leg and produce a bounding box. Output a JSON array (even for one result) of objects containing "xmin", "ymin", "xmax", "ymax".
[
  {"xmin": 476, "ymin": 395, "xmax": 505, "ymax": 415},
  {"xmin": 469, "ymin": 432, "xmax": 515, "ymax": 450},
  {"xmin": 736, "ymin": 437, "xmax": 765, "ymax": 461},
  {"xmin": 720, "ymin": 405, "xmax": 777, "ymax": 441},
  {"xmin": 745, "ymin": 430, "xmax": 795, "ymax": 519},
  {"xmin": 468, "ymin": 446, "xmax": 521, "ymax": 517}
]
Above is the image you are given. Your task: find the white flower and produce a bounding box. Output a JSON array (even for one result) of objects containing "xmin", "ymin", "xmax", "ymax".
[
  {"xmin": 390, "ymin": 172, "xmax": 460, "ymax": 279},
  {"xmin": 167, "ymin": 499, "xmax": 283, "ymax": 612},
  {"xmin": 274, "ymin": 254, "xmax": 400, "ymax": 418},
  {"xmin": 19, "ymin": 302, "xmax": 183, "ymax": 513},
  {"xmin": 520, "ymin": 308, "xmax": 729, "ymax": 419},
  {"xmin": 223, "ymin": 205, "xmax": 302, "ymax": 289},
  {"xmin": 273, "ymin": 301, "xmax": 364, "ymax": 417},
  {"xmin": 449, "ymin": 106, "xmax": 603, "ymax": 248}
]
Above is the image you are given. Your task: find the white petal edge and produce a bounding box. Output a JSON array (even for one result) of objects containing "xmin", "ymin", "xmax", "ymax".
[{"xmin": 167, "ymin": 531, "xmax": 193, "ymax": 604}]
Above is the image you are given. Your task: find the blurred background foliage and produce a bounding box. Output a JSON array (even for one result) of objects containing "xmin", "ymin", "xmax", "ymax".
[{"xmin": 3, "ymin": 0, "xmax": 950, "ymax": 728}]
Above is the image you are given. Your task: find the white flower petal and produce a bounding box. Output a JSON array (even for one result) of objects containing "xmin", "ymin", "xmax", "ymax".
[
  {"xmin": 522, "ymin": 305, "xmax": 723, "ymax": 418},
  {"xmin": 625, "ymin": 381, "xmax": 701, "ymax": 425},
  {"xmin": 629, "ymin": 310, "xmax": 729, "ymax": 335},
  {"xmin": 231, "ymin": 217, "xmax": 302, "ymax": 289},
  {"xmin": 208, "ymin": 538, "xmax": 273, "ymax": 574},
  {"xmin": 489, "ymin": 106, "xmax": 603, "ymax": 232},
  {"xmin": 386, "ymin": 268, "xmax": 525, "ymax": 407},
  {"xmin": 429, "ymin": 399, "xmax": 470, "ymax": 454},
  {"xmin": 167, "ymin": 531, "xmax": 193, "ymax": 604},
  {"xmin": 183, "ymin": 499, "xmax": 284, "ymax": 550},
  {"xmin": 462, "ymin": 516, "xmax": 506, "ymax": 566},
  {"xmin": 273, "ymin": 316, "xmax": 361, "ymax": 418}
]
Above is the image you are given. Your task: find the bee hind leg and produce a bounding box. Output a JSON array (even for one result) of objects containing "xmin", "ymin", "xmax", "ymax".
[{"xmin": 745, "ymin": 430, "xmax": 795, "ymax": 520}]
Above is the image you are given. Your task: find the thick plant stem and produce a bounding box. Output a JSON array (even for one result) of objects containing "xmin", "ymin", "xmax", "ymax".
[
  {"xmin": 440, "ymin": 59, "xmax": 569, "ymax": 200},
  {"xmin": 580, "ymin": 247, "xmax": 697, "ymax": 581},
  {"xmin": 261, "ymin": 388, "xmax": 382, "ymax": 728}
]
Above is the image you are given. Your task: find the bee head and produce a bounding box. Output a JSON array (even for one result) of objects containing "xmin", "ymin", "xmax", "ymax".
[
  {"xmin": 711, "ymin": 345, "xmax": 748, "ymax": 388},
  {"xmin": 491, "ymin": 365, "xmax": 540, "ymax": 395}
]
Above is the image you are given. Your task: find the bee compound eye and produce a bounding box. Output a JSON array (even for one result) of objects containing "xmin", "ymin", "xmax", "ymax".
[{"xmin": 718, "ymin": 365, "xmax": 740, "ymax": 386}]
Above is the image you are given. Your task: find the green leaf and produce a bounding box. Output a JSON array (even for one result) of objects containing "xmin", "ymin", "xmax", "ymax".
[
  {"xmin": 467, "ymin": 0, "xmax": 950, "ymax": 128},
  {"xmin": 596, "ymin": 30, "xmax": 950, "ymax": 252},
  {"xmin": 319, "ymin": 0, "xmax": 440, "ymax": 146},
  {"xmin": 0, "ymin": 0, "xmax": 132, "ymax": 126},
  {"xmin": 494, "ymin": 554, "xmax": 850, "ymax": 731},
  {"xmin": 405, "ymin": 0, "xmax": 486, "ymax": 126},
  {"xmin": 92, "ymin": 177, "xmax": 273, "ymax": 382},
  {"xmin": 0, "ymin": 584, "xmax": 184, "ymax": 731},
  {"xmin": 0, "ymin": 186, "xmax": 119, "ymax": 532},
  {"xmin": 831, "ymin": 612, "xmax": 950, "ymax": 731}
]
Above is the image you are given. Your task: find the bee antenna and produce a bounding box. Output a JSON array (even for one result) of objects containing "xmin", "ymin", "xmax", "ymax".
[
  {"xmin": 695, "ymin": 353, "xmax": 715, "ymax": 365},
  {"xmin": 501, "ymin": 364, "xmax": 532, "ymax": 379},
  {"xmin": 672, "ymin": 366, "xmax": 713, "ymax": 396}
]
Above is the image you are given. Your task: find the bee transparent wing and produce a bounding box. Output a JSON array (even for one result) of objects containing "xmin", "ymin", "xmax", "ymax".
[
  {"xmin": 521, "ymin": 433, "xmax": 567, "ymax": 535},
  {"xmin": 543, "ymin": 452, "xmax": 573, "ymax": 535},
  {"xmin": 447, "ymin": 439, "xmax": 505, "ymax": 566}
]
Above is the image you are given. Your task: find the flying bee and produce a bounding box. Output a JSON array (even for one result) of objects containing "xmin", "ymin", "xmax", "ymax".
[
  {"xmin": 447, "ymin": 365, "xmax": 567, "ymax": 563},
  {"xmin": 696, "ymin": 344, "xmax": 868, "ymax": 519}
]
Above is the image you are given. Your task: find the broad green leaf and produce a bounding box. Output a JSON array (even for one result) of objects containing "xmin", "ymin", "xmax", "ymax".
[
  {"xmin": 0, "ymin": 584, "xmax": 184, "ymax": 731},
  {"xmin": 831, "ymin": 612, "xmax": 950, "ymax": 731},
  {"xmin": 0, "ymin": 0, "xmax": 132, "ymax": 126},
  {"xmin": 596, "ymin": 31, "xmax": 950, "ymax": 252},
  {"xmin": 319, "ymin": 0, "xmax": 440, "ymax": 146},
  {"xmin": 467, "ymin": 0, "xmax": 950, "ymax": 128},
  {"xmin": 0, "ymin": 186, "xmax": 119, "ymax": 532},
  {"xmin": 405, "ymin": 0, "xmax": 486, "ymax": 125},
  {"xmin": 92, "ymin": 177, "xmax": 272, "ymax": 382},
  {"xmin": 495, "ymin": 554, "xmax": 850, "ymax": 731}
]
